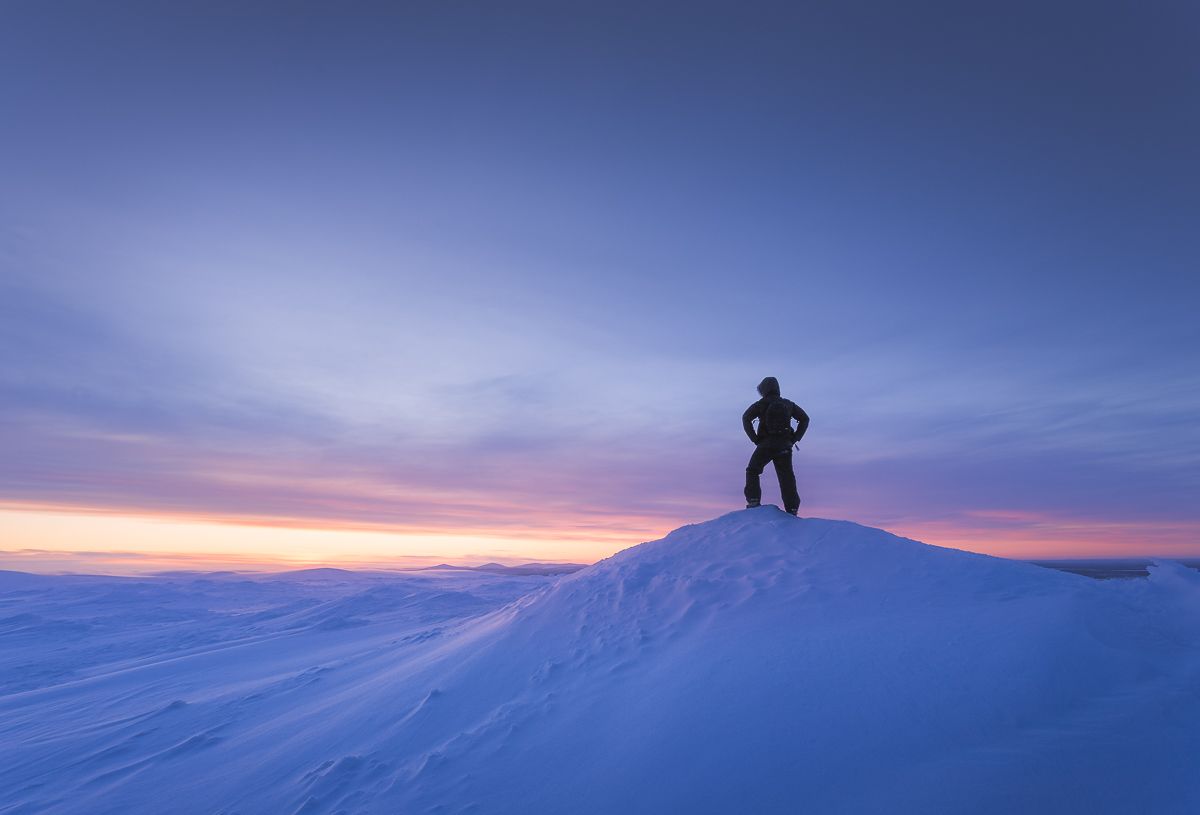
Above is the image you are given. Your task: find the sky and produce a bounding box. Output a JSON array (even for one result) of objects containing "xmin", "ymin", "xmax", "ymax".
[{"xmin": 2, "ymin": 1, "xmax": 1198, "ymax": 572}]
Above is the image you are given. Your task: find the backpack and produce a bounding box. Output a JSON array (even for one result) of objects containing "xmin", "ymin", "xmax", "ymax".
[{"xmin": 761, "ymin": 397, "xmax": 793, "ymax": 437}]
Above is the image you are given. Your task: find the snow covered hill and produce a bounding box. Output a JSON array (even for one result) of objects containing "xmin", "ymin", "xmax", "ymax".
[{"xmin": 2, "ymin": 508, "xmax": 1198, "ymax": 814}]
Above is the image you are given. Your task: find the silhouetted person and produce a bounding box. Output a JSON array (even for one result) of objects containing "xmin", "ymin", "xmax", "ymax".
[{"xmin": 742, "ymin": 376, "xmax": 809, "ymax": 515}]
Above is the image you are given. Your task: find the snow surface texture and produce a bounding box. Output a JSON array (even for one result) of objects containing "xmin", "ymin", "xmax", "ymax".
[{"xmin": 2, "ymin": 509, "xmax": 1198, "ymax": 814}]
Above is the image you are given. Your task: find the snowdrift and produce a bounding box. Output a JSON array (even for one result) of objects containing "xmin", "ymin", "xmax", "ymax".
[{"xmin": 2, "ymin": 509, "xmax": 1198, "ymax": 814}]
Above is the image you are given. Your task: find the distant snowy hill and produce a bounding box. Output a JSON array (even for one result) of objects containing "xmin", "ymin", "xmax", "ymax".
[
  {"xmin": 418, "ymin": 561, "xmax": 587, "ymax": 575},
  {"xmin": 1, "ymin": 508, "xmax": 1198, "ymax": 814}
]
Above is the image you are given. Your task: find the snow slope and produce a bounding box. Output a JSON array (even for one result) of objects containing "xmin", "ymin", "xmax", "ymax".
[{"xmin": 2, "ymin": 508, "xmax": 1198, "ymax": 814}]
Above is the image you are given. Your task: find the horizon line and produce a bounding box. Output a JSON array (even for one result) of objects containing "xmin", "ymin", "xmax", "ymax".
[{"xmin": 3, "ymin": 501, "xmax": 1199, "ymax": 577}]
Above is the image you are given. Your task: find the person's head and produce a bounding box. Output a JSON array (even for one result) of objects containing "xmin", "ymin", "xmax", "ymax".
[{"xmin": 756, "ymin": 376, "xmax": 780, "ymax": 397}]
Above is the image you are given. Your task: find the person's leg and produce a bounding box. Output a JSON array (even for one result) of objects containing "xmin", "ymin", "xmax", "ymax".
[
  {"xmin": 744, "ymin": 445, "xmax": 772, "ymax": 506},
  {"xmin": 772, "ymin": 448, "xmax": 800, "ymax": 514}
]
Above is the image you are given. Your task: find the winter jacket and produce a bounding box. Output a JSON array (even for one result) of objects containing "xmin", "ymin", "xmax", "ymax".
[{"xmin": 742, "ymin": 377, "xmax": 810, "ymax": 445}]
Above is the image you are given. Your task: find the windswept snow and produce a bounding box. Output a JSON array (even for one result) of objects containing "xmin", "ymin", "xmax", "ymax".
[{"xmin": 2, "ymin": 509, "xmax": 1198, "ymax": 814}]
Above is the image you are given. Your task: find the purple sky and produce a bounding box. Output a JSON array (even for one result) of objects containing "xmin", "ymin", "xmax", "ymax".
[{"xmin": 2, "ymin": 1, "xmax": 1198, "ymax": 565}]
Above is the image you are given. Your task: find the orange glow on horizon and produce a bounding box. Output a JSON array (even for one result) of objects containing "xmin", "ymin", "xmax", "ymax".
[
  {"xmin": 1, "ymin": 502, "xmax": 1196, "ymax": 576},
  {"xmin": 0, "ymin": 503, "xmax": 667, "ymax": 575},
  {"xmin": 886, "ymin": 510, "xmax": 1200, "ymax": 560}
]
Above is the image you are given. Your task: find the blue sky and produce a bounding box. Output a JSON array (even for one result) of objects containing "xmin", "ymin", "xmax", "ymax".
[{"xmin": 2, "ymin": 1, "xmax": 1198, "ymax": 566}]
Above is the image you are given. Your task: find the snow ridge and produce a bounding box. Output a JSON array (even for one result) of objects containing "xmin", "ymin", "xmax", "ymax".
[{"xmin": 1, "ymin": 508, "xmax": 1198, "ymax": 814}]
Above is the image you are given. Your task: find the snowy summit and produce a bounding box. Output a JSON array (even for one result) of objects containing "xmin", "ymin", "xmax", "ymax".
[{"xmin": 2, "ymin": 508, "xmax": 1198, "ymax": 813}]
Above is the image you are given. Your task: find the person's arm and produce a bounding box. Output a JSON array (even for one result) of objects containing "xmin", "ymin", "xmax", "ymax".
[
  {"xmin": 792, "ymin": 403, "xmax": 810, "ymax": 443},
  {"xmin": 742, "ymin": 403, "xmax": 761, "ymax": 444}
]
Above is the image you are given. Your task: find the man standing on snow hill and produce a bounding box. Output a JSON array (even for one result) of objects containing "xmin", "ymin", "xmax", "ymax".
[{"xmin": 742, "ymin": 376, "xmax": 810, "ymax": 515}]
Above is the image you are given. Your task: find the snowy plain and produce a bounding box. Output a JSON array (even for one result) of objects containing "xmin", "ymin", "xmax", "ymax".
[{"xmin": 1, "ymin": 508, "xmax": 1198, "ymax": 814}]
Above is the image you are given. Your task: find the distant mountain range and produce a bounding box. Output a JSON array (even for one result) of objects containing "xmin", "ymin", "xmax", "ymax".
[{"xmin": 417, "ymin": 561, "xmax": 587, "ymax": 576}]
